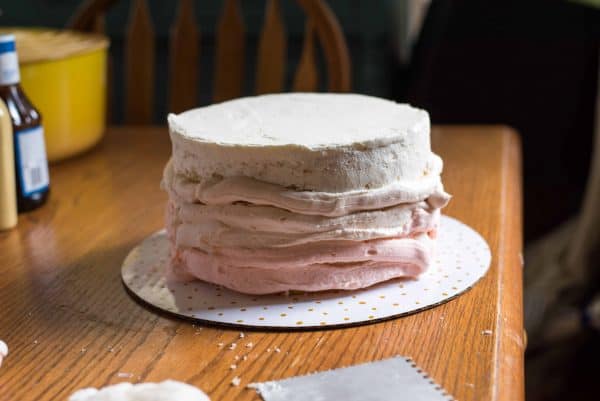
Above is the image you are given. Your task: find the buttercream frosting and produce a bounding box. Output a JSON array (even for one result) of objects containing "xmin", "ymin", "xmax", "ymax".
[{"xmin": 163, "ymin": 93, "xmax": 450, "ymax": 294}]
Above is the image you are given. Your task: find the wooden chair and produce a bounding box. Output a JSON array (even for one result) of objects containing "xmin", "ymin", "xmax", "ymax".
[{"xmin": 68, "ymin": 0, "xmax": 351, "ymax": 124}]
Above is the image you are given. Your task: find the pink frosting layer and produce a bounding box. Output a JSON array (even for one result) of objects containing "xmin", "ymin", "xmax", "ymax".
[
  {"xmin": 168, "ymin": 233, "xmax": 433, "ymax": 294},
  {"xmin": 162, "ymin": 162, "xmax": 449, "ymax": 294},
  {"xmin": 167, "ymin": 200, "xmax": 440, "ymax": 249}
]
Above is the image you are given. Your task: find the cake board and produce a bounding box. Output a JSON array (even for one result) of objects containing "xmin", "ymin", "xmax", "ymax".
[{"xmin": 121, "ymin": 216, "xmax": 491, "ymax": 330}]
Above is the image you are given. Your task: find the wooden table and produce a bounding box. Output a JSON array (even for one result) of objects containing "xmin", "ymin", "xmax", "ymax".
[{"xmin": 0, "ymin": 126, "xmax": 524, "ymax": 401}]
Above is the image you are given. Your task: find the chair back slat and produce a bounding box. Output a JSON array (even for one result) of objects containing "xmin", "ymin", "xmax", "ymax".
[
  {"xmin": 213, "ymin": 0, "xmax": 245, "ymax": 103},
  {"xmin": 69, "ymin": 0, "xmax": 352, "ymax": 119},
  {"xmin": 292, "ymin": 19, "xmax": 318, "ymax": 92},
  {"xmin": 296, "ymin": 0, "xmax": 350, "ymax": 92},
  {"xmin": 124, "ymin": 0, "xmax": 155, "ymax": 123},
  {"xmin": 255, "ymin": 0, "xmax": 286, "ymax": 94},
  {"xmin": 169, "ymin": 0, "xmax": 200, "ymax": 114},
  {"xmin": 93, "ymin": 14, "xmax": 106, "ymax": 34}
]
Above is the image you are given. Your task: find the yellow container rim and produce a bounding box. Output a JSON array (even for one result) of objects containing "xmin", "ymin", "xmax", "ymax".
[{"xmin": 0, "ymin": 27, "xmax": 109, "ymax": 64}]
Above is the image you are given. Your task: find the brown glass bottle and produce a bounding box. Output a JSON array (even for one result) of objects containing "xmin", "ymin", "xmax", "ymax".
[{"xmin": 0, "ymin": 34, "xmax": 50, "ymax": 212}]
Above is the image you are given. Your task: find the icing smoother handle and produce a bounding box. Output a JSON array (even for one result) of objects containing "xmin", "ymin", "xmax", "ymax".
[{"xmin": 0, "ymin": 97, "xmax": 17, "ymax": 230}]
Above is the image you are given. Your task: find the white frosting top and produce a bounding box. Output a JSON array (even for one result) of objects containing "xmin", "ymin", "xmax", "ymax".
[{"xmin": 168, "ymin": 93, "xmax": 428, "ymax": 149}]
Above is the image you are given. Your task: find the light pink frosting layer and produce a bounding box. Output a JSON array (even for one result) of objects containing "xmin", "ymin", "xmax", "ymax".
[{"xmin": 167, "ymin": 200, "xmax": 440, "ymax": 249}]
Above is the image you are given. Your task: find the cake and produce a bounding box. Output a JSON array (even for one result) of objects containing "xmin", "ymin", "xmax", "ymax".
[{"xmin": 162, "ymin": 93, "xmax": 450, "ymax": 294}]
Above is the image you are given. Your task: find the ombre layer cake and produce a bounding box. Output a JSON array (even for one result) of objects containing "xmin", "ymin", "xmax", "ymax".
[{"xmin": 162, "ymin": 93, "xmax": 450, "ymax": 294}]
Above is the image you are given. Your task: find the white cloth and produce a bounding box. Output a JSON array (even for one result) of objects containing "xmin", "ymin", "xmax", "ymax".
[{"xmin": 68, "ymin": 381, "xmax": 210, "ymax": 401}]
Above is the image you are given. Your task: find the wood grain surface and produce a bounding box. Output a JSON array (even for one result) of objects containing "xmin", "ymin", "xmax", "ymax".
[
  {"xmin": 124, "ymin": 0, "xmax": 155, "ymax": 123},
  {"xmin": 168, "ymin": 0, "xmax": 200, "ymax": 114},
  {"xmin": 255, "ymin": 0, "xmax": 287, "ymax": 94},
  {"xmin": 0, "ymin": 125, "xmax": 524, "ymax": 401},
  {"xmin": 292, "ymin": 20, "xmax": 318, "ymax": 92}
]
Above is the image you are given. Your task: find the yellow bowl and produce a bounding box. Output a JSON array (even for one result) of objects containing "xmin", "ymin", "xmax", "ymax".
[{"xmin": 2, "ymin": 28, "xmax": 109, "ymax": 162}]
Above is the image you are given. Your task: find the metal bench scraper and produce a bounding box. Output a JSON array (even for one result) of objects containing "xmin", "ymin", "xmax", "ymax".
[{"xmin": 249, "ymin": 356, "xmax": 454, "ymax": 401}]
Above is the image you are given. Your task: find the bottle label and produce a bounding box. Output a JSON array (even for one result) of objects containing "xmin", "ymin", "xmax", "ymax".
[
  {"xmin": 0, "ymin": 39, "xmax": 19, "ymax": 85},
  {"xmin": 15, "ymin": 126, "xmax": 49, "ymax": 196}
]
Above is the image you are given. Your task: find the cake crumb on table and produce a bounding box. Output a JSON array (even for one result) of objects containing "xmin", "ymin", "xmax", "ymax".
[
  {"xmin": 229, "ymin": 343, "xmax": 237, "ymax": 350},
  {"xmin": 481, "ymin": 330, "xmax": 493, "ymax": 336},
  {"xmin": 117, "ymin": 372, "xmax": 134, "ymax": 378},
  {"xmin": 231, "ymin": 376, "xmax": 241, "ymax": 386},
  {"xmin": 239, "ymin": 332, "xmax": 245, "ymax": 339},
  {"xmin": 242, "ymin": 355, "xmax": 248, "ymax": 361},
  {"xmin": 218, "ymin": 342, "xmax": 224, "ymax": 347},
  {"xmin": 230, "ymin": 364, "xmax": 237, "ymax": 370},
  {"xmin": 274, "ymin": 347, "xmax": 281, "ymax": 353},
  {"xmin": 245, "ymin": 342, "xmax": 253, "ymax": 348}
]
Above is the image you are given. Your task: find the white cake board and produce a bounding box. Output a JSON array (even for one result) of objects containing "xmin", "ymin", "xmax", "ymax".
[{"xmin": 121, "ymin": 216, "xmax": 491, "ymax": 329}]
